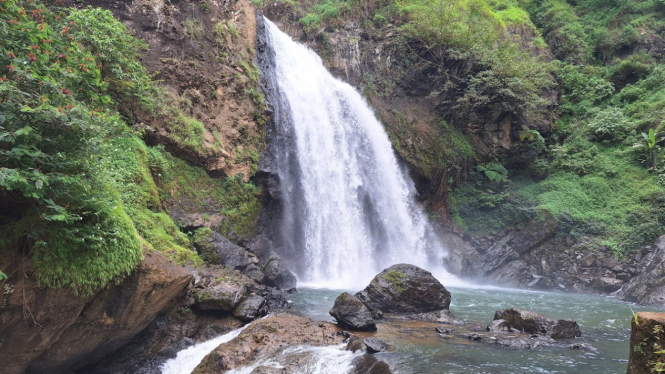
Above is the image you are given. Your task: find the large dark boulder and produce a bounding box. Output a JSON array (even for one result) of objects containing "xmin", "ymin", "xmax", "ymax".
[
  {"xmin": 210, "ymin": 232, "xmax": 253, "ymax": 270},
  {"xmin": 232, "ymin": 295, "xmax": 267, "ymax": 322},
  {"xmin": 355, "ymin": 264, "xmax": 451, "ymax": 314},
  {"xmin": 493, "ymin": 308, "xmax": 581, "ymax": 339},
  {"xmin": 263, "ymin": 257, "xmax": 297, "ymax": 290},
  {"xmin": 193, "ymin": 282, "xmax": 245, "ymax": 312},
  {"xmin": 329, "ymin": 293, "xmax": 377, "ymax": 331}
]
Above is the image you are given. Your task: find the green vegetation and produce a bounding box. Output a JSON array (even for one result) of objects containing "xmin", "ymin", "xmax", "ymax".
[
  {"xmin": 382, "ymin": 269, "xmax": 405, "ymax": 293},
  {"xmin": 279, "ymin": 0, "xmax": 665, "ymax": 254},
  {"xmin": 0, "ymin": 0, "xmax": 261, "ymax": 294}
]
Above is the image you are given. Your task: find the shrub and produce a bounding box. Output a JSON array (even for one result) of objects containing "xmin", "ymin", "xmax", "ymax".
[{"xmin": 586, "ymin": 107, "xmax": 633, "ymax": 143}]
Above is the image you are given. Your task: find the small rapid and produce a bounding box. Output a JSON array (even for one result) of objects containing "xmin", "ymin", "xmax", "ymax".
[
  {"xmin": 159, "ymin": 323, "xmax": 251, "ymax": 374},
  {"xmin": 260, "ymin": 17, "xmax": 457, "ymax": 289}
]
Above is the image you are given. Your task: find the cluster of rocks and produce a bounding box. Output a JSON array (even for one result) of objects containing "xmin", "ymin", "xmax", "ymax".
[
  {"xmin": 457, "ymin": 308, "xmax": 583, "ymax": 350},
  {"xmin": 443, "ymin": 217, "xmax": 665, "ymax": 305},
  {"xmin": 329, "ymin": 264, "xmax": 460, "ymax": 331}
]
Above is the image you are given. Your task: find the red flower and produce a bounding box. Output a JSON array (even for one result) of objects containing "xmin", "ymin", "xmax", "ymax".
[
  {"xmin": 55, "ymin": 15, "xmax": 60, "ymax": 20},
  {"xmin": 57, "ymin": 107, "xmax": 62, "ymax": 112},
  {"xmin": 28, "ymin": 53, "xmax": 37, "ymax": 61},
  {"xmin": 66, "ymin": 104, "xmax": 72, "ymax": 109},
  {"xmin": 8, "ymin": 52, "xmax": 15, "ymax": 58},
  {"xmin": 59, "ymin": 54, "xmax": 66, "ymax": 59},
  {"xmin": 0, "ymin": 77, "xmax": 7, "ymax": 81},
  {"xmin": 8, "ymin": 19, "xmax": 17, "ymax": 25},
  {"xmin": 18, "ymin": 10, "xmax": 24, "ymax": 15},
  {"xmin": 61, "ymin": 88, "xmax": 71, "ymax": 95},
  {"xmin": 6, "ymin": 65, "xmax": 14, "ymax": 71},
  {"xmin": 38, "ymin": 25, "xmax": 43, "ymax": 30}
]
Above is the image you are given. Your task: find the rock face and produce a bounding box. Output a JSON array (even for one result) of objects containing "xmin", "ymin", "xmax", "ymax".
[
  {"xmin": 619, "ymin": 236, "xmax": 665, "ymax": 306},
  {"xmin": 262, "ymin": 257, "xmax": 297, "ymax": 290},
  {"xmin": 627, "ymin": 312, "xmax": 665, "ymax": 374},
  {"xmin": 329, "ymin": 293, "xmax": 377, "ymax": 331},
  {"xmin": 493, "ymin": 308, "xmax": 581, "ymax": 339},
  {"xmin": 355, "ymin": 264, "xmax": 451, "ymax": 314},
  {"xmin": 0, "ymin": 251, "xmax": 192, "ymax": 374},
  {"xmin": 192, "ymin": 313, "xmax": 346, "ymax": 373}
]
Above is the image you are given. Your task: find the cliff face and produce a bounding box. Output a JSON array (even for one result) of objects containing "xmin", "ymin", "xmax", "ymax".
[{"xmin": 0, "ymin": 250, "xmax": 191, "ymax": 374}]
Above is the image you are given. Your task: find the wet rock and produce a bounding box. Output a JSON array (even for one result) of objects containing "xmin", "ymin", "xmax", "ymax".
[
  {"xmin": 590, "ymin": 276, "xmax": 624, "ymax": 293},
  {"xmin": 263, "ymin": 257, "xmax": 297, "ymax": 290},
  {"xmin": 363, "ymin": 337, "xmax": 388, "ymax": 353},
  {"xmin": 346, "ymin": 335, "xmax": 367, "ymax": 353},
  {"xmin": 329, "ymin": 293, "xmax": 377, "ymax": 331},
  {"xmin": 493, "ymin": 308, "xmax": 581, "ymax": 339},
  {"xmin": 551, "ymin": 320, "xmax": 582, "ymax": 339},
  {"xmin": 355, "ymin": 264, "xmax": 451, "ymax": 314},
  {"xmin": 435, "ymin": 326, "xmax": 456, "ymax": 335},
  {"xmin": 193, "ymin": 282, "xmax": 245, "ymax": 312},
  {"xmin": 371, "ymin": 309, "xmax": 384, "ymax": 320},
  {"xmin": 350, "ymin": 355, "xmax": 393, "ymax": 374},
  {"xmin": 627, "ymin": 312, "xmax": 665, "ymax": 374},
  {"xmin": 569, "ymin": 343, "xmax": 601, "ymax": 354},
  {"xmin": 232, "ymin": 295, "xmax": 267, "ymax": 322},
  {"xmin": 441, "ymin": 233, "xmax": 481, "ymax": 277},
  {"xmin": 244, "ymin": 263, "xmax": 265, "ymax": 283},
  {"xmin": 406, "ymin": 309, "xmax": 465, "ymax": 324},
  {"xmin": 193, "ymin": 314, "xmax": 345, "ymax": 373},
  {"xmin": 487, "ymin": 319, "xmax": 513, "ymax": 333},
  {"xmin": 493, "ymin": 308, "xmax": 554, "ymax": 335},
  {"xmin": 619, "ymin": 236, "xmax": 665, "ymax": 306}
]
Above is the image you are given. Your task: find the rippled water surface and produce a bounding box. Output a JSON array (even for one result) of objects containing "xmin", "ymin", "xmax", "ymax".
[{"xmin": 288, "ymin": 287, "xmax": 656, "ymax": 374}]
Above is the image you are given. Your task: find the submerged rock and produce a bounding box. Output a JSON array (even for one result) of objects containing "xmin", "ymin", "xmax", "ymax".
[
  {"xmin": 350, "ymin": 354, "xmax": 393, "ymax": 374},
  {"xmin": 355, "ymin": 264, "xmax": 451, "ymax": 314},
  {"xmin": 329, "ymin": 292, "xmax": 377, "ymax": 331}
]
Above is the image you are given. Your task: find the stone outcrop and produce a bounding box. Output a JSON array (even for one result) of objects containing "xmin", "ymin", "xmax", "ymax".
[
  {"xmin": 262, "ymin": 256, "xmax": 297, "ymax": 290},
  {"xmin": 0, "ymin": 251, "xmax": 191, "ymax": 374},
  {"xmin": 627, "ymin": 312, "xmax": 665, "ymax": 374},
  {"xmin": 493, "ymin": 308, "xmax": 581, "ymax": 339},
  {"xmin": 329, "ymin": 293, "xmax": 377, "ymax": 331},
  {"xmin": 232, "ymin": 295, "xmax": 268, "ymax": 322},
  {"xmin": 192, "ymin": 313, "xmax": 346, "ymax": 374},
  {"xmin": 619, "ymin": 236, "xmax": 665, "ymax": 306},
  {"xmin": 355, "ymin": 264, "xmax": 451, "ymax": 314}
]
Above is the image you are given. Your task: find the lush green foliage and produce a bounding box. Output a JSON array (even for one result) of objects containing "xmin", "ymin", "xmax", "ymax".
[{"xmin": 0, "ymin": 0, "xmax": 205, "ymax": 293}]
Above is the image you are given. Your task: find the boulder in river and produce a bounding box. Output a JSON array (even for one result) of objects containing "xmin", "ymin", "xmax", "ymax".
[
  {"xmin": 329, "ymin": 292, "xmax": 377, "ymax": 331},
  {"xmin": 493, "ymin": 308, "xmax": 581, "ymax": 339},
  {"xmin": 355, "ymin": 264, "xmax": 451, "ymax": 314}
]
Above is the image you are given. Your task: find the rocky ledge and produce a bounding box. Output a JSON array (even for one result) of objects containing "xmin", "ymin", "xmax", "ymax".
[{"xmin": 191, "ymin": 313, "xmax": 392, "ymax": 374}]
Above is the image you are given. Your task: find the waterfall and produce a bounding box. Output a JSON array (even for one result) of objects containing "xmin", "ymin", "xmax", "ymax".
[{"xmin": 260, "ymin": 17, "xmax": 452, "ymax": 289}]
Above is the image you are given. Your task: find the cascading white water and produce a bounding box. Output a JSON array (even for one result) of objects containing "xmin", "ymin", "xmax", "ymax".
[
  {"xmin": 263, "ymin": 18, "xmax": 456, "ymax": 289},
  {"xmin": 160, "ymin": 323, "xmax": 250, "ymax": 374}
]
